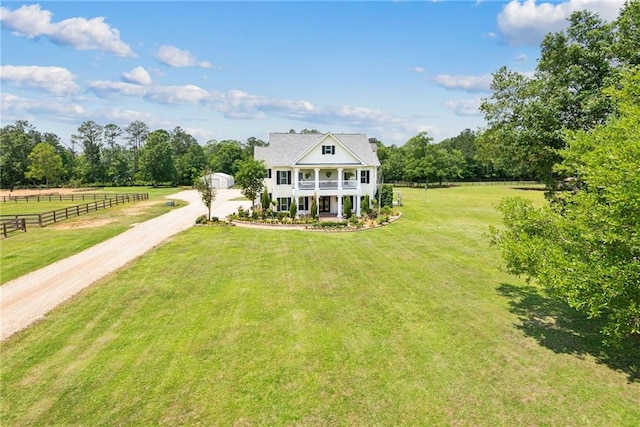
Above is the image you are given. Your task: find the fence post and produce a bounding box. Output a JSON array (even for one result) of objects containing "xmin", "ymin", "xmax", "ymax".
[{"xmin": 3, "ymin": 223, "xmax": 6, "ymax": 238}]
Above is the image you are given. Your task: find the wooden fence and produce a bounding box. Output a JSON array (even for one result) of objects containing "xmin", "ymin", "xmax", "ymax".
[
  {"xmin": 1, "ymin": 193, "xmax": 139, "ymax": 203},
  {"xmin": 389, "ymin": 180, "xmax": 540, "ymax": 188},
  {"xmin": 0, "ymin": 193, "xmax": 149, "ymax": 227},
  {"xmin": 1, "ymin": 218, "xmax": 26, "ymax": 238}
]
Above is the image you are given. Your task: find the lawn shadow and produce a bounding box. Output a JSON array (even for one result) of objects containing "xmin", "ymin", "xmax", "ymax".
[{"xmin": 497, "ymin": 283, "xmax": 640, "ymax": 383}]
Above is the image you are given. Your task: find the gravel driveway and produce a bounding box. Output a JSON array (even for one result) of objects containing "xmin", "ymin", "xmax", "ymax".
[{"xmin": 1, "ymin": 189, "xmax": 250, "ymax": 341}]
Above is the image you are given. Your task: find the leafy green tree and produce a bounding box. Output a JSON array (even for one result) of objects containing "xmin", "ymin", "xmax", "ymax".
[
  {"xmin": 208, "ymin": 140, "xmax": 244, "ymax": 175},
  {"xmin": 479, "ymin": 6, "xmax": 634, "ymax": 184},
  {"xmin": 72, "ymin": 121, "xmax": 104, "ymax": 183},
  {"xmin": 378, "ymin": 143, "xmax": 406, "ymax": 182},
  {"xmin": 25, "ymin": 143, "xmax": 64, "ymax": 186},
  {"xmin": 175, "ymin": 143, "xmax": 207, "ymax": 186},
  {"xmin": 439, "ymin": 129, "xmax": 487, "ymax": 180},
  {"xmin": 490, "ymin": 68, "xmax": 640, "ymax": 343},
  {"xmin": 139, "ymin": 129, "xmax": 175, "ymax": 186},
  {"xmin": 194, "ymin": 169, "xmax": 217, "ymax": 221},
  {"xmin": 0, "ymin": 121, "xmax": 37, "ymax": 190},
  {"xmin": 403, "ymin": 131, "xmax": 434, "ymax": 182},
  {"xmin": 613, "ymin": 0, "xmax": 640, "ymax": 66},
  {"xmin": 234, "ymin": 158, "xmax": 266, "ymax": 209}
]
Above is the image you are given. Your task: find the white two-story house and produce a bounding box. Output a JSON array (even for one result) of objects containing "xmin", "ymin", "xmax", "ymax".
[{"xmin": 254, "ymin": 132, "xmax": 380, "ymax": 218}]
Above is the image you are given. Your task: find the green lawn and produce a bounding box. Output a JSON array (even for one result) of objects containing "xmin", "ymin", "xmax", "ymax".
[
  {"xmin": 1, "ymin": 186, "xmax": 638, "ymax": 425},
  {"xmin": 0, "ymin": 187, "xmax": 186, "ymax": 284}
]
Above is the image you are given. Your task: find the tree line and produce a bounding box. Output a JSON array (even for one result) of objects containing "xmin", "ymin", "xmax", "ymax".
[
  {"xmin": 1, "ymin": 119, "xmax": 520, "ymax": 191},
  {"xmin": 0, "ymin": 120, "xmax": 268, "ymax": 189}
]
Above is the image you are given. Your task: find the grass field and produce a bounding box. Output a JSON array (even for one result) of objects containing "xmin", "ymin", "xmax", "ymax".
[
  {"xmin": 0, "ymin": 187, "xmax": 185, "ymax": 284},
  {"xmin": 1, "ymin": 186, "xmax": 638, "ymax": 425}
]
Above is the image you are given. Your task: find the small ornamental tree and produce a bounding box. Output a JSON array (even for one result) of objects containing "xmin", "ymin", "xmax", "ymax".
[
  {"xmin": 310, "ymin": 195, "xmax": 318, "ymax": 220},
  {"xmin": 261, "ymin": 187, "xmax": 271, "ymax": 211},
  {"xmin": 194, "ymin": 170, "xmax": 216, "ymax": 220},
  {"xmin": 234, "ymin": 158, "xmax": 266, "ymax": 210},
  {"xmin": 343, "ymin": 195, "xmax": 352, "ymax": 218},
  {"xmin": 361, "ymin": 194, "xmax": 371, "ymax": 215},
  {"xmin": 289, "ymin": 200, "xmax": 297, "ymax": 218}
]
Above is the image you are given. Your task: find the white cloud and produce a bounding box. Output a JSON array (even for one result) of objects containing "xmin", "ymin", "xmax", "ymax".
[
  {"xmin": 410, "ymin": 67, "xmax": 426, "ymax": 73},
  {"xmin": 514, "ymin": 53, "xmax": 528, "ymax": 63},
  {"xmin": 0, "ymin": 65, "xmax": 80, "ymax": 95},
  {"xmin": 0, "ymin": 4, "xmax": 135, "ymax": 57},
  {"xmin": 122, "ymin": 66, "xmax": 152, "ymax": 85},
  {"xmin": 156, "ymin": 45, "xmax": 212, "ymax": 68},
  {"xmin": 84, "ymin": 78, "xmax": 433, "ymax": 144},
  {"xmin": 1, "ymin": 91, "xmax": 85, "ymax": 121},
  {"xmin": 498, "ymin": 0, "xmax": 625, "ymax": 45},
  {"xmin": 433, "ymin": 74, "xmax": 492, "ymax": 93},
  {"xmin": 442, "ymin": 99, "xmax": 483, "ymax": 116}
]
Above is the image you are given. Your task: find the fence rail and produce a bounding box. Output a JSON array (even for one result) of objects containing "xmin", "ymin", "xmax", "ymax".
[
  {"xmin": 389, "ymin": 180, "xmax": 540, "ymax": 188},
  {"xmin": 0, "ymin": 193, "xmax": 148, "ymax": 227},
  {"xmin": 1, "ymin": 218, "xmax": 27, "ymax": 238},
  {"xmin": 1, "ymin": 193, "xmax": 140, "ymax": 203}
]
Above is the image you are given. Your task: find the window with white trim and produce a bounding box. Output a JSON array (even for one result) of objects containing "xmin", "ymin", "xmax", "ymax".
[
  {"xmin": 277, "ymin": 170, "xmax": 291, "ymax": 185},
  {"xmin": 298, "ymin": 197, "xmax": 309, "ymax": 211},
  {"xmin": 360, "ymin": 170, "xmax": 370, "ymax": 184},
  {"xmin": 277, "ymin": 197, "xmax": 291, "ymax": 211}
]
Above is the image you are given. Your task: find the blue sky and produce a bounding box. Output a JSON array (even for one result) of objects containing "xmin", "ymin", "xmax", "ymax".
[{"xmin": 0, "ymin": 1, "xmax": 625, "ymax": 147}]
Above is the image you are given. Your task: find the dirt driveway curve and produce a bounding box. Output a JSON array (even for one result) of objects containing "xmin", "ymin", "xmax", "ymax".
[{"xmin": 1, "ymin": 189, "xmax": 250, "ymax": 341}]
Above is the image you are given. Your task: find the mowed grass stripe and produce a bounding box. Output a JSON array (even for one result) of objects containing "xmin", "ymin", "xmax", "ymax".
[{"xmin": 2, "ymin": 186, "xmax": 638, "ymax": 425}]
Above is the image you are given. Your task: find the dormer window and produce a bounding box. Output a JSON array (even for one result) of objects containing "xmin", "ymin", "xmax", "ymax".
[{"xmin": 322, "ymin": 145, "xmax": 335, "ymax": 155}]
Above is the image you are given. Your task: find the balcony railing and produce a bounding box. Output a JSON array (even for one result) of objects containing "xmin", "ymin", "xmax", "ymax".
[{"xmin": 298, "ymin": 180, "xmax": 358, "ymax": 190}]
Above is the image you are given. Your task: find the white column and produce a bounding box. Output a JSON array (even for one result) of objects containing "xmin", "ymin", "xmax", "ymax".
[
  {"xmin": 294, "ymin": 196, "xmax": 299, "ymax": 218},
  {"xmin": 357, "ymin": 168, "xmax": 362, "ymax": 191},
  {"xmin": 337, "ymin": 195, "xmax": 343, "ymax": 219},
  {"xmin": 294, "ymin": 168, "xmax": 299, "ymax": 191},
  {"xmin": 356, "ymin": 195, "xmax": 361, "ymax": 217},
  {"xmin": 337, "ymin": 167, "xmax": 343, "ymax": 190},
  {"xmin": 314, "ymin": 168, "xmax": 320, "ymax": 191}
]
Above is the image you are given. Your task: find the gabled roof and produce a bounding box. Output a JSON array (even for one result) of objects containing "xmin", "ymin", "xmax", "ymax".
[{"xmin": 254, "ymin": 132, "xmax": 380, "ymax": 167}]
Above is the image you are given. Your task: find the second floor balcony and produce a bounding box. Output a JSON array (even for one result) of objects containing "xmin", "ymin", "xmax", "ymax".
[{"xmin": 298, "ymin": 180, "xmax": 358, "ymax": 190}]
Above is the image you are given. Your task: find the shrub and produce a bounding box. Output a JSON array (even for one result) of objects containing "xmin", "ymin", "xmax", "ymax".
[
  {"xmin": 381, "ymin": 184, "xmax": 394, "ymax": 208},
  {"xmin": 349, "ymin": 214, "xmax": 359, "ymax": 226},
  {"xmin": 378, "ymin": 215, "xmax": 390, "ymax": 224},
  {"xmin": 343, "ymin": 196, "xmax": 352, "ymax": 218},
  {"xmin": 195, "ymin": 214, "xmax": 208, "ymax": 225},
  {"xmin": 289, "ymin": 200, "xmax": 297, "ymax": 218},
  {"xmin": 361, "ymin": 194, "xmax": 371, "ymax": 215}
]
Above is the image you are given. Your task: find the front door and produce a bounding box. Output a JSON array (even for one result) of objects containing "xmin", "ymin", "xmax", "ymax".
[{"xmin": 319, "ymin": 196, "xmax": 331, "ymax": 213}]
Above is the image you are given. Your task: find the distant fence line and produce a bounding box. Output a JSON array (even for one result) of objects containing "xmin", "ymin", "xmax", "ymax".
[
  {"xmin": 388, "ymin": 180, "xmax": 540, "ymax": 188},
  {"xmin": 0, "ymin": 193, "xmax": 149, "ymax": 228},
  {"xmin": 1, "ymin": 218, "xmax": 26, "ymax": 238},
  {"xmin": 1, "ymin": 193, "xmax": 136, "ymax": 203}
]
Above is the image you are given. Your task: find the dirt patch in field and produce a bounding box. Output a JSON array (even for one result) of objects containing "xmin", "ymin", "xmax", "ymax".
[
  {"xmin": 120, "ymin": 200, "xmax": 160, "ymax": 215},
  {"xmin": 0, "ymin": 187, "xmax": 94, "ymax": 197},
  {"xmin": 51, "ymin": 218, "xmax": 115, "ymax": 230}
]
